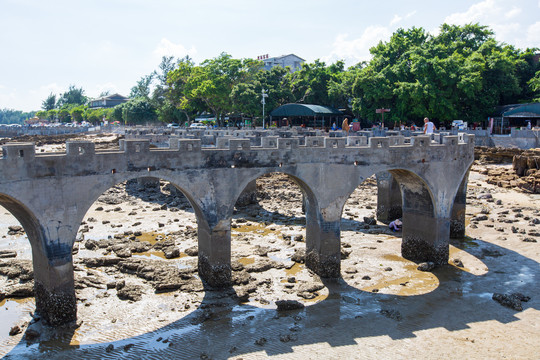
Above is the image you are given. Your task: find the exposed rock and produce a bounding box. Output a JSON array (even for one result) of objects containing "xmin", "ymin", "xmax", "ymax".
[
  {"xmin": 0, "ymin": 250, "xmax": 17, "ymax": 258},
  {"xmin": 81, "ymin": 257, "xmax": 121, "ymax": 268},
  {"xmin": 184, "ymin": 246, "xmax": 198, "ymax": 257},
  {"xmin": 244, "ymin": 259, "xmax": 283, "ymax": 272},
  {"xmin": 291, "ymin": 248, "xmax": 305, "ymax": 264},
  {"xmin": 25, "ymin": 328, "xmax": 40, "ymax": 340},
  {"xmin": 254, "ymin": 337, "xmax": 267, "ymax": 346},
  {"xmin": 275, "ymin": 300, "xmax": 305, "ymax": 311},
  {"xmin": 0, "ymin": 260, "xmax": 33, "ymax": 281},
  {"xmin": 117, "ymin": 284, "xmax": 144, "ymax": 301},
  {"xmin": 9, "ymin": 325, "xmax": 22, "ymax": 336},
  {"xmin": 232, "ymin": 271, "xmax": 251, "ymax": 285},
  {"xmin": 363, "ymin": 216, "xmax": 377, "ymax": 225},
  {"xmin": 417, "ymin": 262, "xmax": 435, "ymax": 272},
  {"xmin": 163, "ymin": 247, "xmax": 180, "ymax": 259},
  {"xmin": 380, "ymin": 309, "xmax": 402, "ymax": 321},
  {"xmin": 7, "ymin": 225, "xmax": 24, "ymax": 235},
  {"xmin": 492, "ymin": 292, "xmax": 530, "ymax": 311},
  {"xmin": 6, "ymin": 283, "xmax": 34, "ymax": 297}
]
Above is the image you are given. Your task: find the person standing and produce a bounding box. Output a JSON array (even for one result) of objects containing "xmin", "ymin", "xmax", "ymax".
[
  {"xmin": 423, "ymin": 117, "xmax": 435, "ymax": 134},
  {"xmin": 342, "ymin": 117, "xmax": 350, "ymax": 135}
]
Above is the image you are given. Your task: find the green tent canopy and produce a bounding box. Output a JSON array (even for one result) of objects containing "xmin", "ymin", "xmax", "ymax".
[{"xmin": 269, "ymin": 103, "xmax": 343, "ymax": 128}]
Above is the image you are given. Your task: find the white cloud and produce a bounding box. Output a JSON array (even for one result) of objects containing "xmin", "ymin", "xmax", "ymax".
[
  {"xmin": 505, "ymin": 7, "xmax": 522, "ymax": 18},
  {"xmin": 323, "ymin": 26, "xmax": 392, "ymax": 66},
  {"xmin": 444, "ymin": 0, "xmax": 501, "ymax": 25},
  {"xmin": 444, "ymin": 0, "xmax": 537, "ymax": 49},
  {"xmin": 390, "ymin": 15, "xmax": 402, "ymax": 26},
  {"xmin": 389, "ymin": 10, "xmax": 416, "ymax": 26},
  {"xmin": 90, "ymin": 82, "xmax": 121, "ymax": 99},
  {"xmin": 153, "ymin": 38, "xmax": 197, "ymax": 60},
  {"xmin": 526, "ymin": 21, "xmax": 540, "ymax": 46}
]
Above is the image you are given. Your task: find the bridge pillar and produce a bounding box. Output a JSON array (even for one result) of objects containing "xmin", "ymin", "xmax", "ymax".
[
  {"xmin": 376, "ymin": 171, "xmax": 402, "ymax": 224},
  {"xmin": 197, "ymin": 218, "xmax": 232, "ymax": 287},
  {"xmin": 393, "ymin": 170, "xmax": 451, "ymax": 265},
  {"xmin": 450, "ymin": 171, "xmax": 469, "ymax": 238},
  {"xmin": 401, "ymin": 213, "xmax": 450, "ymax": 265},
  {"xmin": 33, "ymin": 248, "xmax": 77, "ymax": 326},
  {"xmin": 305, "ymin": 204, "xmax": 341, "ymax": 278}
]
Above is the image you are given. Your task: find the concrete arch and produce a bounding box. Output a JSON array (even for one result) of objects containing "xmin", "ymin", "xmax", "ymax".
[
  {"xmin": 389, "ymin": 169, "xmax": 436, "ymax": 218},
  {"xmin": 0, "ymin": 193, "xmax": 43, "ymax": 249},
  {"xmin": 232, "ymin": 169, "xmax": 319, "ymax": 218},
  {"xmin": 76, "ymin": 172, "xmax": 210, "ymax": 237}
]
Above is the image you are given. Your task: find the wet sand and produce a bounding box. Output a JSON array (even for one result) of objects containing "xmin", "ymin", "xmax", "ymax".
[{"xmin": 0, "ymin": 162, "xmax": 539, "ymax": 359}]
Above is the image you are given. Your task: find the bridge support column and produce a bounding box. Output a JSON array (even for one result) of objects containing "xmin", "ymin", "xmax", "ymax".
[
  {"xmin": 31, "ymin": 238, "xmax": 76, "ymax": 326},
  {"xmin": 198, "ymin": 219, "xmax": 232, "ymax": 287},
  {"xmin": 450, "ymin": 172, "xmax": 469, "ymax": 238},
  {"xmin": 401, "ymin": 213, "xmax": 450, "ymax": 265},
  {"xmin": 305, "ymin": 206, "xmax": 341, "ymax": 278},
  {"xmin": 376, "ymin": 171, "xmax": 402, "ymax": 224}
]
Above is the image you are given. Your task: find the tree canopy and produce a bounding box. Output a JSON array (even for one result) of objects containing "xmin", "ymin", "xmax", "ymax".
[{"xmin": 29, "ymin": 23, "xmax": 538, "ymax": 127}]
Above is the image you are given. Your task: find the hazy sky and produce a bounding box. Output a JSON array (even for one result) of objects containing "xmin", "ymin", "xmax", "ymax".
[{"xmin": 1, "ymin": 0, "xmax": 539, "ymax": 112}]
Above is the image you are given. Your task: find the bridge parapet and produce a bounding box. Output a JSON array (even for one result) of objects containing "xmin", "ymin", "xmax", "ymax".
[
  {"xmin": 324, "ymin": 137, "xmax": 346, "ymax": 148},
  {"xmin": 369, "ymin": 137, "xmax": 390, "ymax": 149},
  {"xmin": 261, "ymin": 136, "xmax": 279, "ymax": 148},
  {"xmin": 304, "ymin": 136, "xmax": 325, "ymax": 147},
  {"xmin": 278, "ymin": 138, "xmax": 299, "ymax": 149},
  {"xmin": 347, "ymin": 136, "xmax": 368, "ymax": 147},
  {"xmin": 229, "ymin": 139, "xmax": 251, "ymax": 151},
  {"xmin": 2, "ymin": 142, "xmax": 36, "ymax": 161},
  {"xmin": 119, "ymin": 139, "xmax": 150, "ymax": 153}
]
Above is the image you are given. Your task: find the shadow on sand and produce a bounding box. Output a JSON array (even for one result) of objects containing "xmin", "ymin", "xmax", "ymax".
[{"xmin": 4, "ymin": 235, "xmax": 539, "ymax": 359}]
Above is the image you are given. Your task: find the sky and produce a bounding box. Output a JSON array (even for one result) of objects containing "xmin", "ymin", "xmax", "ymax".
[{"xmin": 1, "ymin": 0, "xmax": 539, "ymax": 112}]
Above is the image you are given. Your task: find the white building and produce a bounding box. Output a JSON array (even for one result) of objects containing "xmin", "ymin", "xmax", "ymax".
[{"xmin": 258, "ymin": 54, "xmax": 304, "ymax": 72}]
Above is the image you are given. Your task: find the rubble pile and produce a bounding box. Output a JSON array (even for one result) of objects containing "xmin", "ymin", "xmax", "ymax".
[
  {"xmin": 475, "ymin": 146, "xmax": 523, "ymax": 164},
  {"xmin": 513, "ymin": 149, "xmax": 540, "ymax": 193}
]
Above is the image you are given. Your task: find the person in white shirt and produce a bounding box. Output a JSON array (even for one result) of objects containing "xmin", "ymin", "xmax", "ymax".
[{"xmin": 423, "ymin": 117, "xmax": 435, "ymax": 134}]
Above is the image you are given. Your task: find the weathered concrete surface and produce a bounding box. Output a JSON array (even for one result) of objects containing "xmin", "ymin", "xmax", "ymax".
[
  {"xmin": 376, "ymin": 171, "xmax": 403, "ymax": 224},
  {"xmin": 0, "ymin": 134, "xmax": 474, "ymax": 325}
]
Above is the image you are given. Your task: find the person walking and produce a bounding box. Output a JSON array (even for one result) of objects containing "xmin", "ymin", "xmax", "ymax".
[{"xmin": 423, "ymin": 117, "xmax": 435, "ymax": 134}]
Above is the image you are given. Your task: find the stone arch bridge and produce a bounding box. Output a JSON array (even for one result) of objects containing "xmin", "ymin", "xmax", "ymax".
[{"xmin": 0, "ymin": 134, "xmax": 474, "ymax": 325}]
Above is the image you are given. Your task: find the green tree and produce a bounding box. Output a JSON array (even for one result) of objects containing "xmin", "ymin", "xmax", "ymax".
[
  {"xmin": 57, "ymin": 108, "xmax": 70, "ymax": 122},
  {"xmin": 70, "ymin": 106, "xmax": 85, "ymax": 123},
  {"xmin": 167, "ymin": 56, "xmax": 201, "ymax": 124},
  {"xmin": 42, "ymin": 93, "xmax": 57, "ymax": 111},
  {"xmin": 130, "ymin": 74, "xmax": 154, "ymax": 99},
  {"xmin": 57, "ymin": 85, "xmax": 87, "ymax": 107},
  {"xmin": 36, "ymin": 110, "xmax": 48, "ymax": 120},
  {"xmin": 122, "ymin": 98, "xmax": 157, "ymax": 124},
  {"xmin": 529, "ymin": 70, "xmax": 540, "ymax": 102}
]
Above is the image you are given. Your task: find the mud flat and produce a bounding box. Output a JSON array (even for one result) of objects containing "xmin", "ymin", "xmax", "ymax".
[{"xmin": 0, "ymin": 150, "xmax": 539, "ymax": 359}]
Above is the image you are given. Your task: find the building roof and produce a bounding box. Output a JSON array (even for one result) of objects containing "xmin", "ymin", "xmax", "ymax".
[
  {"xmin": 494, "ymin": 103, "xmax": 540, "ymax": 118},
  {"xmin": 269, "ymin": 54, "xmax": 305, "ymax": 62},
  {"xmin": 270, "ymin": 103, "xmax": 343, "ymax": 117},
  {"xmin": 91, "ymin": 93, "xmax": 129, "ymax": 102}
]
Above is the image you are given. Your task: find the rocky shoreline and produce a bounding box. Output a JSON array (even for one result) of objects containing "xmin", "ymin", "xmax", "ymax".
[{"xmin": 0, "ymin": 137, "xmax": 539, "ymax": 359}]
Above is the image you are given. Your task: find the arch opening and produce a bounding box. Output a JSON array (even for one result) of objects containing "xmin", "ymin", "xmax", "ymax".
[
  {"xmin": 338, "ymin": 174, "xmax": 440, "ymax": 297},
  {"xmin": 71, "ymin": 175, "xmax": 205, "ymax": 342},
  {"xmin": 0, "ymin": 196, "xmax": 39, "ymax": 342},
  {"xmin": 230, "ymin": 171, "xmax": 328, "ymax": 307}
]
